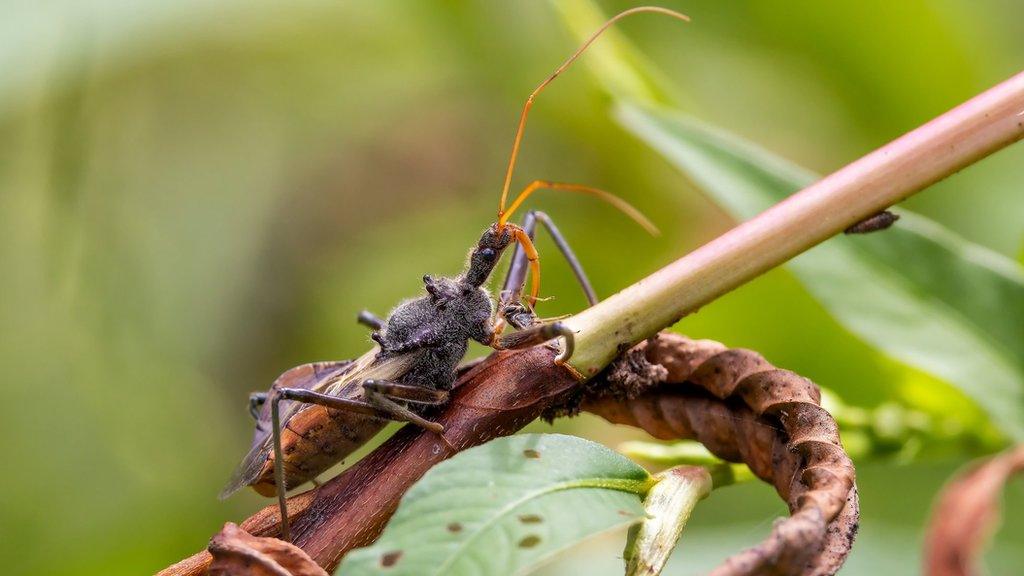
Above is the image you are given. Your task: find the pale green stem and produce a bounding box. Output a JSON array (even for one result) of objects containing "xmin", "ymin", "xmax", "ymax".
[
  {"xmin": 564, "ymin": 71, "xmax": 1024, "ymax": 377},
  {"xmin": 625, "ymin": 466, "xmax": 713, "ymax": 576}
]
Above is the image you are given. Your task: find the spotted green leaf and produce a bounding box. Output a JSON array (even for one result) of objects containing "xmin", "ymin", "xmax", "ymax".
[{"xmin": 337, "ymin": 434, "xmax": 653, "ymax": 576}]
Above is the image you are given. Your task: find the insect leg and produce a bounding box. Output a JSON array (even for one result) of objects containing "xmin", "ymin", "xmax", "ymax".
[
  {"xmin": 363, "ymin": 379, "xmax": 449, "ymax": 405},
  {"xmin": 533, "ymin": 211, "xmax": 598, "ymax": 305},
  {"xmin": 361, "ymin": 387, "xmax": 444, "ymax": 434},
  {"xmin": 270, "ymin": 393, "xmax": 291, "ymax": 541},
  {"xmin": 362, "ymin": 384, "xmax": 454, "ymax": 454},
  {"xmin": 357, "ymin": 310, "xmax": 384, "ymax": 330},
  {"xmin": 248, "ymin": 392, "xmax": 268, "ymax": 421},
  {"xmin": 267, "ymin": 385, "xmax": 445, "ymax": 540},
  {"xmin": 492, "ymin": 320, "xmax": 575, "ymax": 364},
  {"xmin": 274, "ymin": 387, "xmax": 444, "ymax": 432},
  {"xmin": 373, "ymin": 325, "xmax": 443, "ymax": 355},
  {"xmin": 499, "ymin": 212, "xmax": 537, "ymax": 320},
  {"xmin": 500, "ymin": 210, "xmax": 597, "ymax": 330}
]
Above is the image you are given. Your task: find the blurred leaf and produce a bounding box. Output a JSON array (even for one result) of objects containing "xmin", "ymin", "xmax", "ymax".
[
  {"xmin": 619, "ymin": 441, "xmax": 756, "ymax": 486},
  {"xmin": 338, "ymin": 433, "xmax": 652, "ymax": 576},
  {"xmin": 554, "ymin": 0, "xmax": 1024, "ymax": 441},
  {"xmin": 550, "ymin": 0, "xmax": 683, "ymax": 107},
  {"xmin": 924, "ymin": 444, "xmax": 1024, "ymax": 576},
  {"xmin": 619, "ymin": 440, "xmax": 724, "ymax": 467},
  {"xmin": 614, "ymin": 103, "xmax": 1024, "ymax": 440}
]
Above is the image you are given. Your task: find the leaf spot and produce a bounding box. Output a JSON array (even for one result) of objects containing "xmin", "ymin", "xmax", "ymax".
[
  {"xmin": 518, "ymin": 514, "xmax": 543, "ymax": 524},
  {"xmin": 518, "ymin": 535, "xmax": 542, "ymax": 548},
  {"xmin": 446, "ymin": 522, "xmax": 463, "ymax": 533},
  {"xmin": 380, "ymin": 550, "xmax": 403, "ymax": 568},
  {"xmin": 522, "ymin": 449, "xmax": 541, "ymax": 459}
]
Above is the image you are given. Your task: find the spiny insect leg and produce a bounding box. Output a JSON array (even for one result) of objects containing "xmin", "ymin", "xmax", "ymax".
[
  {"xmin": 500, "ymin": 210, "xmax": 597, "ymax": 330},
  {"xmin": 268, "ymin": 386, "xmax": 446, "ymax": 541},
  {"xmin": 270, "ymin": 393, "xmax": 291, "ymax": 541},
  {"xmin": 363, "ymin": 379, "xmax": 449, "ymax": 405},
  {"xmin": 357, "ymin": 310, "xmax": 384, "ymax": 330},
  {"xmin": 373, "ymin": 325, "xmax": 444, "ymax": 355},
  {"xmin": 363, "ymin": 387, "xmax": 444, "ymax": 434},
  {"xmin": 532, "ymin": 211, "xmax": 597, "ymax": 305},
  {"xmin": 248, "ymin": 391, "xmax": 268, "ymax": 421},
  {"xmin": 493, "ymin": 320, "xmax": 575, "ymax": 364}
]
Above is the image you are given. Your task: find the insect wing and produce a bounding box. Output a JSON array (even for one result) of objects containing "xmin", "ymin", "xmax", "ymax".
[
  {"xmin": 255, "ymin": 346, "xmax": 422, "ymax": 452},
  {"xmin": 219, "ymin": 347, "xmax": 426, "ymax": 499},
  {"xmin": 219, "ymin": 359, "xmax": 356, "ymax": 499}
]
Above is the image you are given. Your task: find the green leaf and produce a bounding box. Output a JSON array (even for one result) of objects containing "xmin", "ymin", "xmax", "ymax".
[
  {"xmin": 337, "ymin": 433, "xmax": 653, "ymax": 576},
  {"xmin": 614, "ymin": 103, "xmax": 1024, "ymax": 440}
]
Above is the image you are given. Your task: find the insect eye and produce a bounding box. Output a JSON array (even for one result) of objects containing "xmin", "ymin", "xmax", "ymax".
[{"xmin": 479, "ymin": 248, "xmax": 496, "ymax": 262}]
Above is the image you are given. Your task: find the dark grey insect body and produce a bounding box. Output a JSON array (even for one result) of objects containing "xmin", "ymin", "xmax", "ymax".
[
  {"xmin": 220, "ymin": 222, "xmax": 583, "ymax": 519},
  {"xmin": 218, "ymin": 6, "xmax": 676, "ymax": 542},
  {"xmin": 374, "ymin": 275, "xmax": 494, "ymax": 387},
  {"xmin": 228, "ymin": 226, "xmax": 494, "ymax": 491}
]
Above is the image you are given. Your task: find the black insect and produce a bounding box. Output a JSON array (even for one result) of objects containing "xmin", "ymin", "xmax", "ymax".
[
  {"xmin": 219, "ymin": 7, "xmax": 683, "ymax": 541},
  {"xmin": 844, "ymin": 210, "xmax": 900, "ymax": 234}
]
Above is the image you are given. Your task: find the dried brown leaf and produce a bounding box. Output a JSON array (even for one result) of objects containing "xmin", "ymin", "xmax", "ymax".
[
  {"xmin": 924, "ymin": 445, "xmax": 1024, "ymax": 576},
  {"xmin": 207, "ymin": 523, "xmax": 328, "ymax": 576},
  {"xmin": 584, "ymin": 333, "xmax": 859, "ymax": 575}
]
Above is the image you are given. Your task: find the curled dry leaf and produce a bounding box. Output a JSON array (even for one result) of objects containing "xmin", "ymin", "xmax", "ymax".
[
  {"xmin": 924, "ymin": 445, "xmax": 1024, "ymax": 576},
  {"xmin": 580, "ymin": 333, "xmax": 859, "ymax": 576},
  {"xmin": 207, "ymin": 523, "xmax": 328, "ymax": 576},
  {"xmin": 159, "ymin": 490, "xmax": 319, "ymax": 576}
]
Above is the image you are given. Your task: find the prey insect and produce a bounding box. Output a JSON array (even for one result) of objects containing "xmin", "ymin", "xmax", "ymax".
[
  {"xmin": 844, "ymin": 209, "xmax": 900, "ymax": 234},
  {"xmin": 219, "ymin": 7, "xmax": 687, "ymax": 541}
]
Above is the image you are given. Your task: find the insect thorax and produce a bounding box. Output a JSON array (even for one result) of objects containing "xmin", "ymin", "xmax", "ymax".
[{"xmin": 379, "ymin": 276, "xmax": 493, "ymax": 388}]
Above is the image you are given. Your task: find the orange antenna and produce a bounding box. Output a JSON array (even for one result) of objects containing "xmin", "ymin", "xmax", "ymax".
[
  {"xmin": 499, "ymin": 180, "xmax": 660, "ymax": 235},
  {"xmin": 496, "ymin": 6, "xmax": 690, "ymax": 220}
]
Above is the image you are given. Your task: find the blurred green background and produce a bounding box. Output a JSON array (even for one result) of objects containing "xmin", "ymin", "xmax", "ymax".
[{"xmin": 1, "ymin": 1, "xmax": 1021, "ymax": 574}]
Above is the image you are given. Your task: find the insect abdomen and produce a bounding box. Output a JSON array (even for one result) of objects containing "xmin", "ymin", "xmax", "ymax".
[{"xmin": 250, "ymin": 404, "xmax": 388, "ymax": 496}]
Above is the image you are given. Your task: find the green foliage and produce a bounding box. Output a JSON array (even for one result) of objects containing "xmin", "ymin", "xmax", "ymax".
[
  {"xmin": 619, "ymin": 440, "xmax": 756, "ymax": 486},
  {"xmin": 555, "ymin": 0, "xmax": 1024, "ymax": 442},
  {"xmin": 615, "ymin": 103, "xmax": 1024, "ymax": 440},
  {"xmin": 338, "ymin": 434, "xmax": 652, "ymax": 576}
]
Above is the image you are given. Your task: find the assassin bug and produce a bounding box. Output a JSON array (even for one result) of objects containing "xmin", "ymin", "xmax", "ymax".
[{"xmin": 219, "ymin": 6, "xmax": 688, "ymax": 541}]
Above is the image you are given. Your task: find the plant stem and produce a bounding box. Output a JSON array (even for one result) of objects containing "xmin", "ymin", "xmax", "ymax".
[
  {"xmin": 625, "ymin": 465, "xmax": 712, "ymax": 576},
  {"xmin": 565, "ymin": 71, "xmax": 1024, "ymax": 376}
]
